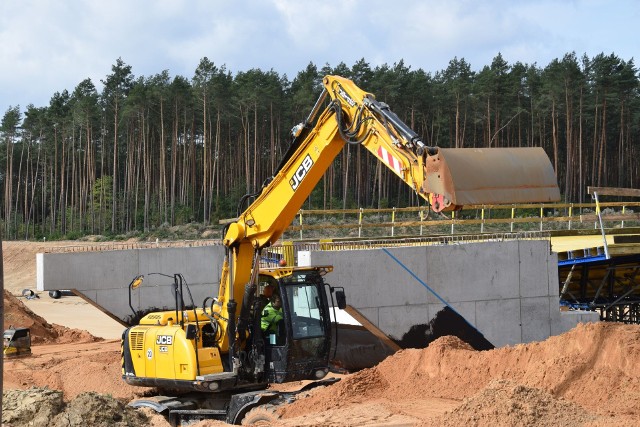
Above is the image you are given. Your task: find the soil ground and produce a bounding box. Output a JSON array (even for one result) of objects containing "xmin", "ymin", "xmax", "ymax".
[{"xmin": 3, "ymin": 240, "xmax": 640, "ymax": 426}]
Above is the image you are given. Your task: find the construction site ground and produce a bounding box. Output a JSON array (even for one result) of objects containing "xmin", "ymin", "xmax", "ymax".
[{"xmin": 3, "ymin": 240, "xmax": 640, "ymax": 426}]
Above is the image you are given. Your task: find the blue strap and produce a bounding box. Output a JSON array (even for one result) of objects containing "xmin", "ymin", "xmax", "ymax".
[{"xmin": 381, "ymin": 248, "xmax": 480, "ymax": 332}]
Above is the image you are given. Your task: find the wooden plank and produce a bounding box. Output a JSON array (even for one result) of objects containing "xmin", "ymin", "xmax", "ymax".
[
  {"xmin": 580, "ymin": 213, "xmax": 640, "ymax": 222},
  {"xmin": 344, "ymin": 305, "xmax": 401, "ymax": 352},
  {"xmin": 609, "ymin": 245, "xmax": 640, "ymax": 257},
  {"xmin": 588, "ymin": 187, "xmax": 640, "ymax": 197},
  {"xmin": 613, "ymin": 235, "xmax": 640, "ymax": 244}
]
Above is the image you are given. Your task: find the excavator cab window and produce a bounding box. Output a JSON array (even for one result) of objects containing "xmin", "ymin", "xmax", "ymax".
[
  {"xmin": 286, "ymin": 284, "xmax": 325, "ymax": 340},
  {"xmin": 257, "ymin": 276, "xmax": 278, "ymax": 310},
  {"xmin": 277, "ymin": 270, "xmax": 330, "ymax": 342}
]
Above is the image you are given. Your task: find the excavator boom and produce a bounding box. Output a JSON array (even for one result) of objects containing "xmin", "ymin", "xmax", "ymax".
[
  {"xmin": 219, "ymin": 73, "xmax": 561, "ymax": 350},
  {"xmin": 227, "ymin": 75, "xmax": 560, "ymax": 250}
]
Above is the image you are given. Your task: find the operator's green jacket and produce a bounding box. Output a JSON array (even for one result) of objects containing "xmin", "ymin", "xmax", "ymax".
[{"xmin": 261, "ymin": 302, "xmax": 283, "ymax": 333}]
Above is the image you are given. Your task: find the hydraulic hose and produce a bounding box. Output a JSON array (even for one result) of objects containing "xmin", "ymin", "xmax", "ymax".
[{"xmin": 331, "ymin": 100, "xmax": 372, "ymax": 145}]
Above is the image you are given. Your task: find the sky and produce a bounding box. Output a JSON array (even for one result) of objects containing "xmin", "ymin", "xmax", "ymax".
[{"xmin": 1, "ymin": 0, "xmax": 638, "ymax": 119}]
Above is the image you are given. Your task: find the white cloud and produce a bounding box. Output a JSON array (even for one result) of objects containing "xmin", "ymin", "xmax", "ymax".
[{"xmin": 1, "ymin": 0, "xmax": 637, "ymax": 117}]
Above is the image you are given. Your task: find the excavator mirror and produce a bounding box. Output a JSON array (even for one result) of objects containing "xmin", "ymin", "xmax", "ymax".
[
  {"xmin": 185, "ymin": 324, "xmax": 197, "ymax": 340},
  {"xmin": 130, "ymin": 275, "xmax": 144, "ymax": 290},
  {"xmin": 335, "ymin": 291, "xmax": 346, "ymax": 310}
]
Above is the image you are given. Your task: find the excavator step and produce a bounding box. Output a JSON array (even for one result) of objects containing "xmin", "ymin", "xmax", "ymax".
[{"xmin": 195, "ymin": 372, "xmax": 237, "ymax": 381}]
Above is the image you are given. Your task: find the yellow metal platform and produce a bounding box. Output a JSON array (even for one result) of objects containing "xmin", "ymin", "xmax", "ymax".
[{"xmin": 554, "ymin": 234, "xmax": 640, "ymax": 323}]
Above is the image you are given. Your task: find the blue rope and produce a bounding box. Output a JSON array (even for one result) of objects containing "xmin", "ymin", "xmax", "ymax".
[{"xmin": 381, "ymin": 247, "xmax": 479, "ymax": 332}]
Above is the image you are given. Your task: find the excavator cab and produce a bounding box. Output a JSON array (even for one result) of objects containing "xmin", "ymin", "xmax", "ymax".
[
  {"xmin": 259, "ymin": 266, "xmax": 335, "ymax": 384},
  {"xmin": 122, "ymin": 266, "xmax": 340, "ymax": 390},
  {"xmin": 3, "ymin": 327, "xmax": 31, "ymax": 358}
]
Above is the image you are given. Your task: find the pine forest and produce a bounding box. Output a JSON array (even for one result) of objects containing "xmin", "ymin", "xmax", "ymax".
[{"xmin": 1, "ymin": 53, "xmax": 639, "ymax": 240}]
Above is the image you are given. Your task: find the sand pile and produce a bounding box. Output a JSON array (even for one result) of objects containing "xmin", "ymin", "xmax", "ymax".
[
  {"xmin": 279, "ymin": 322, "xmax": 640, "ymax": 424},
  {"xmin": 4, "ymin": 342, "xmax": 140, "ymax": 401},
  {"xmin": 3, "ymin": 290, "xmax": 100, "ymax": 344},
  {"xmin": 422, "ymin": 379, "xmax": 596, "ymax": 427}
]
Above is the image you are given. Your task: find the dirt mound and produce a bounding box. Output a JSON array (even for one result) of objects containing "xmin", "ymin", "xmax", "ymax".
[
  {"xmin": 2, "ymin": 241, "xmax": 47, "ymax": 294},
  {"xmin": 2, "ymin": 387, "xmax": 148, "ymax": 427},
  {"xmin": 4, "ymin": 318, "xmax": 640, "ymax": 425},
  {"xmin": 50, "ymin": 391, "xmax": 147, "ymax": 427},
  {"xmin": 3, "ymin": 290, "xmax": 101, "ymax": 344},
  {"xmin": 2, "ymin": 387, "xmax": 64, "ymax": 426},
  {"xmin": 280, "ymin": 322, "xmax": 640, "ymax": 421},
  {"xmin": 422, "ymin": 379, "xmax": 597, "ymax": 427},
  {"xmin": 3, "ymin": 340, "xmax": 142, "ymax": 401},
  {"xmin": 4, "ymin": 290, "xmax": 57, "ymax": 343}
]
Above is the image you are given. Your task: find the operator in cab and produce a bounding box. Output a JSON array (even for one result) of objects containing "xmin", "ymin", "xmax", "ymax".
[
  {"xmin": 259, "ymin": 283, "xmax": 275, "ymax": 307},
  {"xmin": 261, "ymin": 294, "xmax": 283, "ymax": 344}
]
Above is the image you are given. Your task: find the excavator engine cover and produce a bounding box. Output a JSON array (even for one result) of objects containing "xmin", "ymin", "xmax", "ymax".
[{"xmin": 423, "ymin": 147, "xmax": 560, "ymax": 211}]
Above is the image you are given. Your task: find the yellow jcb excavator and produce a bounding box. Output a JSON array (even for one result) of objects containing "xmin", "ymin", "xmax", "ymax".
[{"xmin": 121, "ymin": 75, "xmax": 560, "ymax": 425}]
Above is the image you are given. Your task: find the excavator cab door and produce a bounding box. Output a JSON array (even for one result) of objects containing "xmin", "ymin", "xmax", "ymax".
[{"xmin": 263, "ymin": 271, "xmax": 332, "ymax": 384}]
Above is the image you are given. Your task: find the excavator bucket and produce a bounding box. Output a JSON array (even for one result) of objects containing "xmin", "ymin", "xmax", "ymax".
[{"xmin": 423, "ymin": 147, "xmax": 560, "ymax": 211}]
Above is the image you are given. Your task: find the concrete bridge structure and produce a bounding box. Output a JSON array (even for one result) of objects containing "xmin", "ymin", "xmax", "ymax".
[{"xmin": 36, "ymin": 233, "xmax": 598, "ymax": 351}]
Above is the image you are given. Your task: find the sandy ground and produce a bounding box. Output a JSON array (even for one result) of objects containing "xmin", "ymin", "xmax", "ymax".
[
  {"xmin": 3, "ymin": 240, "xmax": 640, "ymax": 426},
  {"xmin": 19, "ymin": 296, "xmax": 125, "ymax": 340},
  {"xmin": 2, "ymin": 240, "xmax": 125, "ymax": 339}
]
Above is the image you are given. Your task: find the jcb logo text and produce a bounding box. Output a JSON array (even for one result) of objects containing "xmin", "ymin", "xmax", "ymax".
[
  {"xmin": 156, "ymin": 335, "xmax": 173, "ymax": 345},
  {"xmin": 289, "ymin": 155, "xmax": 314, "ymax": 191},
  {"xmin": 337, "ymin": 86, "xmax": 356, "ymax": 107}
]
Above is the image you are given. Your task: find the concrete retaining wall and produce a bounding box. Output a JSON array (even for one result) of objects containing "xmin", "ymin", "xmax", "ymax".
[
  {"xmin": 305, "ymin": 239, "xmax": 598, "ymax": 347},
  {"xmin": 37, "ymin": 245, "xmax": 226, "ymax": 323},
  {"xmin": 36, "ymin": 239, "xmax": 598, "ymax": 346}
]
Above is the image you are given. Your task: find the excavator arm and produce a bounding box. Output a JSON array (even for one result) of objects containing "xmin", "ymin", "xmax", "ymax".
[
  {"xmin": 225, "ymin": 75, "xmax": 559, "ymax": 249},
  {"xmin": 215, "ymin": 75, "xmax": 560, "ymax": 356}
]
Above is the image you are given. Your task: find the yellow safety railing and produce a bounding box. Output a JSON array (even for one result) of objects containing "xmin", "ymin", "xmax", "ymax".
[{"xmin": 283, "ymin": 202, "xmax": 640, "ymax": 240}]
